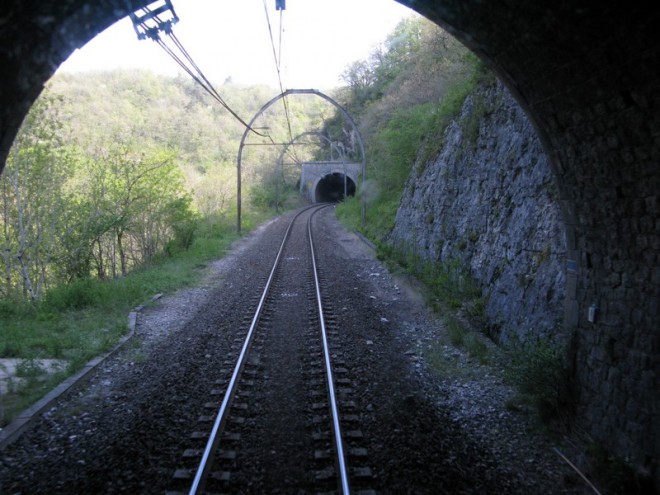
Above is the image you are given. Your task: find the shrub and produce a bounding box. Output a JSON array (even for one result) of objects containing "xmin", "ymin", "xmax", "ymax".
[
  {"xmin": 43, "ymin": 278, "xmax": 98, "ymax": 311},
  {"xmin": 1, "ymin": 341, "xmax": 23, "ymax": 358},
  {"xmin": 503, "ymin": 337, "xmax": 572, "ymax": 424},
  {"xmin": 445, "ymin": 315, "xmax": 465, "ymax": 346},
  {"xmin": 15, "ymin": 359, "xmax": 44, "ymax": 378},
  {"xmin": 418, "ymin": 257, "xmax": 482, "ymax": 311},
  {"xmin": 166, "ymin": 219, "xmax": 198, "ymax": 255}
]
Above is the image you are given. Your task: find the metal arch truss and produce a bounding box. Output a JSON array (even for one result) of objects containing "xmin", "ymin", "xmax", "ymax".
[
  {"xmin": 275, "ymin": 131, "xmax": 346, "ymax": 211},
  {"xmin": 129, "ymin": 0, "xmax": 179, "ymax": 41},
  {"xmin": 278, "ymin": 130, "xmax": 336, "ymax": 167},
  {"xmin": 236, "ymin": 89, "xmax": 366, "ymax": 232}
]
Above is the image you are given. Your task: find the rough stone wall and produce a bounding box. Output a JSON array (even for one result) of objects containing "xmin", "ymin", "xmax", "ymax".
[
  {"xmin": 0, "ymin": 0, "xmax": 657, "ymax": 483},
  {"xmin": 389, "ymin": 80, "xmax": 566, "ymax": 343},
  {"xmin": 556, "ymin": 81, "xmax": 660, "ymax": 483}
]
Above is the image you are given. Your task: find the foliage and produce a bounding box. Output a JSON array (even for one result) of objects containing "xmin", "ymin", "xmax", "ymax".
[
  {"xmin": 369, "ymin": 103, "xmax": 437, "ymax": 190},
  {"xmin": 378, "ymin": 240, "xmax": 484, "ymax": 317},
  {"xmin": 338, "ymin": 17, "xmax": 483, "ymax": 130},
  {"xmin": 1, "ymin": 70, "xmax": 333, "ymax": 303},
  {"xmin": 502, "ymin": 337, "xmax": 572, "ymax": 424},
  {"xmin": 333, "ymin": 17, "xmax": 488, "ymax": 246},
  {"xmin": 1, "ymin": 108, "xmax": 197, "ymax": 295},
  {"xmin": 48, "ymin": 71, "xmax": 327, "ymax": 218},
  {"xmin": 0, "ymin": 94, "xmax": 74, "ymax": 300},
  {"xmin": 443, "ymin": 314, "xmax": 489, "ymax": 363},
  {"xmin": 0, "ymin": 210, "xmax": 254, "ymax": 425}
]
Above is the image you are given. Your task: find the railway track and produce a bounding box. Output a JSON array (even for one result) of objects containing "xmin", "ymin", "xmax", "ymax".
[{"xmin": 168, "ymin": 204, "xmax": 373, "ymax": 494}]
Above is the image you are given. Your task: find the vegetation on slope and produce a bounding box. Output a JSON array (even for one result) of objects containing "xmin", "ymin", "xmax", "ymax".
[
  {"xmin": 330, "ymin": 16, "xmax": 491, "ymax": 331},
  {"xmin": 0, "ymin": 214, "xmax": 252, "ymax": 424},
  {"xmin": 1, "ymin": 71, "xmax": 332, "ymax": 303},
  {"xmin": 0, "ymin": 16, "xmax": 490, "ymax": 426},
  {"xmin": 0, "ymin": 15, "xmax": 574, "ymax": 452},
  {"xmin": 331, "ymin": 16, "xmax": 490, "ymax": 241},
  {"xmin": 0, "ymin": 71, "xmax": 323, "ymax": 424},
  {"xmin": 330, "ymin": 17, "xmax": 579, "ymax": 436}
]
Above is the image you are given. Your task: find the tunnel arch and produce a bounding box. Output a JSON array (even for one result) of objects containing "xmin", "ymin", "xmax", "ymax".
[
  {"xmin": 313, "ymin": 171, "xmax": 357, "ymax": 203},
  {"xmin": 0, "ymin": 0, "xmax": 658, "ymax": 482},
  {"xmin": 236, "ymin": 88, "xmax": 366, "ymax": 231}
]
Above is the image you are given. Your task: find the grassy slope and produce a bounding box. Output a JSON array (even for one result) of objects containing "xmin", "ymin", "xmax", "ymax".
[{"xmin": 0, "ymin": 211, "xmax": 271, "ymax": 425}]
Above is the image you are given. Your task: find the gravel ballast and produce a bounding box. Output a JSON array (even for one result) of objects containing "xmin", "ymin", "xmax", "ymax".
[{"xmin": 0, "ymin": 207, "xmax": 591, "ymax": 494}]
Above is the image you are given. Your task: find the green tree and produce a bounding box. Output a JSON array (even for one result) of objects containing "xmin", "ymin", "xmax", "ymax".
[
  {"xmin": 332, "ymin": 16, "xmax": 487, "ymax": 240},
  {"xmin": 0, "ymin": 93, "xmax": 73, "ymax": 300},
  {"xmin": 74, "ymin": 141, "xmax": 194, "ymax": 279},
  {"xmin": 1, "ymin": 70, "xmax": 332, "ymax": 302}
]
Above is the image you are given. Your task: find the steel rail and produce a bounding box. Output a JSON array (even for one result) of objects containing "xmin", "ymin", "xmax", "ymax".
[
  {"xmin": 308, "ymin": 205, "xmax": 351, "ymax": 494},
  {"xmin": 188, "ymin": 204, "xmax": 320, "ymax": 495}
]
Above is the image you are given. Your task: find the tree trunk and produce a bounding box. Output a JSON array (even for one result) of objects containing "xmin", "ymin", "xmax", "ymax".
[
  {"xmin": 1, "ymin": 179, "xmax": 13, "ymax": 298},
  {"xmin": 16, "ymin": 252, "xmax": 35, "ymax": 300},
  {"xmin": 12, "ymin": 150, "xmax": 36, "ymax": 300},
  {"xmin": 96, "ymin": 237, "xmax": 105, "ymax": 280},
  {"xmin": 117, "ymin": 229, "xmax": 127, "ymax": 276}
]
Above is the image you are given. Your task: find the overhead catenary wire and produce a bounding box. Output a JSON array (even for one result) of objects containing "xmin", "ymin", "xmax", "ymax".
[
  {"xmin": 132, "ymin": 1, "xmax": 308, "ymax": 168},
  {"xmin": 131, "ymin": 3, "xmax": 268, "ymax": 138},
  {"xmin": 278, "ymin": 9, "xmax": 284, "ymax": 73},
  {"xmin": 262, "ymin": 0, "xmax": 299, "ymax": 164},
  {"xmin": 276, "ymin": 8, "xmax": 299, "ymax": 165}
]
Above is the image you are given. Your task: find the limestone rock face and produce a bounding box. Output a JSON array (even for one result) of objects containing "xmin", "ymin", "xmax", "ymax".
[{"xmin": 389, "ymin": 80, "xmax": 566, "ymax": 342}]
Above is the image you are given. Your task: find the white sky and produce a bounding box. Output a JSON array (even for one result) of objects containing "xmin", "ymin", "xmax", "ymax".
[{"xmin": 58, "ymin": 0, "xmax": 418, "ymax": 90}]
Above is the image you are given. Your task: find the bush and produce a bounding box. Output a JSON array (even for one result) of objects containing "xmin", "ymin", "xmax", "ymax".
[
  {"xmin": 0, "ymin": 299, "xmax": 36, "ymax": 319},
  {"xmin": 43, "ymin": 278, "xmax": 99, "ymax": 311},
  {"xmin": 166, "ymin": 219, "xmax": 198, "ymax": 255},
  {"xmin": 1, "ymin": 341, "xmax": 23, "ymax": 358},
  {"xmin": 503, "ymin": 337, "xmax": 572, "ymax": 424},
  {"xmin": 412, "ymin": 257, "xmax": 483, "ymax": 312}
]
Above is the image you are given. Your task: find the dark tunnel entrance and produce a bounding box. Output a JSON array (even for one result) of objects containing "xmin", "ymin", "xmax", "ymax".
[{"xmin": 315, "ymin": 173, "xmax": 356, "ymax": 203}]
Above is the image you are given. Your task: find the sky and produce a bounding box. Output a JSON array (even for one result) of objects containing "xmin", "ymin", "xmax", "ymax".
[{"xmin": 58, "ymin": 0, "xmax": 418, "ymax": 90}]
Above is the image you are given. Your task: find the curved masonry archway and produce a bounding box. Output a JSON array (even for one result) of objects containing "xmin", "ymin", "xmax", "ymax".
[
  {"xmin": 300, "ymin": 161, "xmax": 361, "ymax": 203},
  {"xmin": 312, "ymin": 171, "xmax": 357, "ymax": 203},
  {"xmin": 236, "ymin": 88, "xmax": 365, "ymax": 231},
  {"xmin": 0, "ymin": 0, "xmax": 658, "ymax": 481}
]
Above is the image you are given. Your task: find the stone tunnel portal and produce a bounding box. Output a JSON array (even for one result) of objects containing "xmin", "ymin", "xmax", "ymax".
[
  {"xmin": 0, "ymin": 0, "xmax": 658, "ymax": 485},
  {"xmin": 314, "ymin": 173, "xmax": 356, "ymax": 203}
]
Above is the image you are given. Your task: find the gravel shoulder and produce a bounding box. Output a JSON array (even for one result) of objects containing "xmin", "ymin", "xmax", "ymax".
[
  {"xmin": 0, "ymin": 208, "xmax": 591, "ymax": 494},
  {"xmin": 313, "ymin": 208, "xmax": 591, "ymax": 494}
]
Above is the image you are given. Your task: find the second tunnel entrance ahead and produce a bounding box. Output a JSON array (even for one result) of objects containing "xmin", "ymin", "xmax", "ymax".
[
  {"xmin": 300, "ymin": 161, "xmax": 363, "ymax": 203},
  {"xmin": 315, "ymin": 172, "xmax": 356, "ymax": 203}
]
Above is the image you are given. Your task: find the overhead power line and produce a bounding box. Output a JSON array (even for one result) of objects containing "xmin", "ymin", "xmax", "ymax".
[
  {"xmin": 129, "ymin": 0, "xmax": 267, "ymax": 137},
  {"xmin": 262, "ymin": 0, "xmax": 297, "ymax": 162}
]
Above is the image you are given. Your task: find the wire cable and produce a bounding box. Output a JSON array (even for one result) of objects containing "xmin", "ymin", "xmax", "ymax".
[
  {"xmin": 133, "ymin": 2, "xmax": 303, "ymax": 166},
  {"xmin": 276, "ymin": 8, "xmax": 301, "ymax": 165},
  {"xmin": 133, "ymin": 4, "xmax": 267, "ymax": 138},
  {"xmin": 278, "ymin": 9, "xmax": 284, "ymax": 74},
  {"xmin": 262, "ymin": 0, "xmax": 296, "ymax": 153}
]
